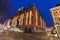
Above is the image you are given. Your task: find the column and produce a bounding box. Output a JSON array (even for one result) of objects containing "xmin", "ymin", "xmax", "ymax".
[
  {"xmin": 36, "ymin": 11, "xmax": 38, "ymax": 26},
  {"xmin": 26, "ymin": 12, "xmax": 28, "ymax": 25},
  {"xmin": 21, "ymin": 14, "xmax": 24, "ymax": 25},
  {"xmin": 29, "ymin": 11, "xmax": 32, "ymax": 25},
  {"xmin": 40, "ymin": 16, "xmax": 42, "ymax": 28}
]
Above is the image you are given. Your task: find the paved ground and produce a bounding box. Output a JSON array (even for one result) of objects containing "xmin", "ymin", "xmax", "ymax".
[{"xmin": 0, "ymin": 31, "xmax": 59, "ymax": 40}]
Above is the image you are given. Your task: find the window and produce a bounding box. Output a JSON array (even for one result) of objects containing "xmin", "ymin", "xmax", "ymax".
[
  {"xmin": 55, "ymin": 17, "xmax": 60, "ymax": 23},
  {"xmin": 54, "ymin": 11, "xmax": 58, "ymax": 14},
  {"xmin": 59, "ymin": 10, "xmax": 60, "ymax": 13}
]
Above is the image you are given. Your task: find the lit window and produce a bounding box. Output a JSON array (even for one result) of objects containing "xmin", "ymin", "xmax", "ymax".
[
  {"xmin": 59, "ymin": 10, "xmax": 60, "ymax": 13},
  {"xmin": 54, "ymin": 11, "xmax": 58, "ymax": 14},
  {"xmin": 57, "ymin": 10, "xmax": 60, "ymax": 14}
]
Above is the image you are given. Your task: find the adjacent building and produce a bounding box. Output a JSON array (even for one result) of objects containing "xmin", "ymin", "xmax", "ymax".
[
  {"xmin": 50, "ymin": 6, "xmax": 60, "ymax": 24},
  {"xmin": 50, "ymin": 5, "xmax": 60, "ymax": 37},
  {"xmin": 3, "ymin": 19, "xmax": 12, "ymax": 29}
]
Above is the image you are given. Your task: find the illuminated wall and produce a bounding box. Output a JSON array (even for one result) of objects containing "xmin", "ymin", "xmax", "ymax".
[
  {"xmin": 11, "ymin": 15, "xmax": 19, "ymax": 26},
  {"xmin": 50, "ymin": 6, "xmax": 60, "ymax": 24}
]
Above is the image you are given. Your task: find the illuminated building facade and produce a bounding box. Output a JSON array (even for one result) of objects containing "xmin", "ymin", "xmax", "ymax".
[
  {"xmin": 50, "ymin": 6, "xmax": 60, "ymax": 24},
  {"xmin": 17, "ymin": 5, "xmax": 46, "ymax": 32}
]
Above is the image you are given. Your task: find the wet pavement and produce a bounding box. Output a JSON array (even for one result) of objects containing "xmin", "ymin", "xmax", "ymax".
[{"xmin": 0, "ymin": 31, "xmax": 59, "ymax": 40}]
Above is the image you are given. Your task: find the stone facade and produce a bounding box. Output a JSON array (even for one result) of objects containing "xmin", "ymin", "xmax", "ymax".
[{"xmin": 11, "ymin": 5, "xmax": 46, "ymax": 32}]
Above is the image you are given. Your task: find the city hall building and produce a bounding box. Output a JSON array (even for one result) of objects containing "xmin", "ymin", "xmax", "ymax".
[{"xmin": 11, "ymin": 5, "xmax": 46, "ymax": 32}]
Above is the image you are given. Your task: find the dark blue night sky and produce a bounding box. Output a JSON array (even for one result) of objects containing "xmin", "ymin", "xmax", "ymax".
[{"xmin": 0, "ymin": 0, "xmax": 60, "ymax": 26}]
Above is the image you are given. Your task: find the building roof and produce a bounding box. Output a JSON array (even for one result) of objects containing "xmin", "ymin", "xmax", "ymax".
[
  {"xmin": 56, "ymin": 4, "xmax": 60, "ymax": 7},
  {"xmin": 50, "ymin": 6, "xmax": 60, "ymax": 11}
]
